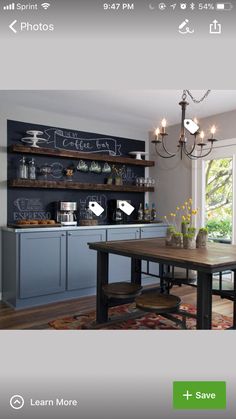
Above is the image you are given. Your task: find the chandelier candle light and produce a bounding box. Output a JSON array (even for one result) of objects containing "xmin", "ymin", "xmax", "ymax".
[{"xmin": 152, "ymin": 90, "xmax": 218, "ymax": 160}]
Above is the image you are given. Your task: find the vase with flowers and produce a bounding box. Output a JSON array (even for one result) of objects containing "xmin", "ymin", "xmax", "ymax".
[{"xmin": 163, "ymin": 198, "xmax": 202, "ymax": 249}]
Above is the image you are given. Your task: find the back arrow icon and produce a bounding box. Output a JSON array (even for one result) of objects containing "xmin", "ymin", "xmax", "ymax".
[{"xmin": 9, "ymin": 20, "xmax": 17, "ymax": 33}]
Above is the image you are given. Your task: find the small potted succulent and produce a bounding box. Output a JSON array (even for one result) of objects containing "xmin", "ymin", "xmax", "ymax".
[
  {"xmin": 183, "ymin": 233, "xmax": 196, "ymax": 249},
  {"xmin": 188, "ymin": 226, "xmax": 197, "ymax": 236},
  {"xmin": 166, "ymin": 226, "xmax": 176, "ymax": 246},
  {"xmin": 196, "ymin": 227, "xmax": 208, "ymax": 248},
  {"xmin": 171, "ymin": 232, "xmax": 183, "ymax": 248},
  {"xmin": 181, "ymin": 220, "xmax": 190, "ymax": 235}
]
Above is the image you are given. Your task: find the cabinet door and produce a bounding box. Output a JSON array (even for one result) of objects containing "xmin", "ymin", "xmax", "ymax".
[
  {"xmin": 67, "ymin": 229, "xmax": 106, "ymax": 291},
  {"xmin": 141, "ymin": 226, "xmax": 167, "ymax": 283},
  {"xmin": 19, "ymin": 232, "xmax": 66, "ymax": 299},
  {"xmin": 107, "ymin": 228, "xmax": 140, "ymax": 283}
]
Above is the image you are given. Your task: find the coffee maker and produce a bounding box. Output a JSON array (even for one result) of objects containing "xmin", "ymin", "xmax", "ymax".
[
  {"xmin": 108, "ymin": 199, "xmax": 132, "ymax": 224},
  {"xmin": 56, "ymin": 201, "xmax": 77, "ymax": 226}
]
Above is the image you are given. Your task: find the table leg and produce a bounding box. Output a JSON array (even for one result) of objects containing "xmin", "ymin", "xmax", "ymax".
[
  {"xmin": 197, "ymin": 271, "xmax": 213, "ymax": 329},
  {"xmin": 96, "ymin": 251, "xmax": 109, "ymax": 324},
  {"xmin": 159, "ymin": 264, "xmax": 169, "ymax": 294},
  {"xmin": 131, "ymin": 258, "xmax": 141, "ymax": 284}
]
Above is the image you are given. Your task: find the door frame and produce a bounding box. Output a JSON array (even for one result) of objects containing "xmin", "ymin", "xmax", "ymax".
[{"xmin": 192, "ymin": 138, "xmax": 236, "ymax": 244}]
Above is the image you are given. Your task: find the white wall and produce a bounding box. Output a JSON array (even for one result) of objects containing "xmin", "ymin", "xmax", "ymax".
[
  {"xmin": 0, "ymin": 103, "xmax": 148, "ymax": 298},
  {"xmin": 149, "ymin": 109, "xmax": 236, "ymax": 217}
]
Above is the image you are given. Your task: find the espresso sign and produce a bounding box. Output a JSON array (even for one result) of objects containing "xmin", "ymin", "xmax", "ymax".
[{"xmin": 13, "ymin": 198, "xmax": 51, "ymax": 221}]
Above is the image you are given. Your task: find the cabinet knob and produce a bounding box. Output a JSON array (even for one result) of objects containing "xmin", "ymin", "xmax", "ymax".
[
  {"xmin": 68, "ymin": 233, "xmax": 72, "ymax": 236},
  {"xmin": 61, "ymin": 233, "xmax": 66, "ymax": 236}
]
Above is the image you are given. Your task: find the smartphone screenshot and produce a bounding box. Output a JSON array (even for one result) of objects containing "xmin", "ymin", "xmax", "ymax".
[{"xmin": 0, "ymin": 1, "xmax": 236, "ymax": 418}]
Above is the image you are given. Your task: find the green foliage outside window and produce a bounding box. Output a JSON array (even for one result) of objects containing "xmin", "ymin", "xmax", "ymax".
[{"xmin": 205, "ymin": 158, "xmax": 232, "ymax": 240}]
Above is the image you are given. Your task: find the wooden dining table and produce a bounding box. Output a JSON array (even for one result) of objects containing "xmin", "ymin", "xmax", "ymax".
[{"xmin": 88, "ymin": 238, "xmax": 236, "ymax": 329}]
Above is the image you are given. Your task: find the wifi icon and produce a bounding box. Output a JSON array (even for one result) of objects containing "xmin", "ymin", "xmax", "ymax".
[{"xmin": 41, "ymin": 2, "xmax": 50, "ymax": 9}]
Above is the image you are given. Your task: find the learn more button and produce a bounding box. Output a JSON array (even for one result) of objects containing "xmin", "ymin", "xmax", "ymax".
[{"xmin": 173, "ymin": 381, "xmax": 226, "ymax": 410}]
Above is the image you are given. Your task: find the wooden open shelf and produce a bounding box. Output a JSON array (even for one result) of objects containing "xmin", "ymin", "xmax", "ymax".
[
  {"xmin": 8, "ymin": 179, "xmax": 154, "ymax": 193},
  {"xmin": 8, "ymin": 144, "xmax": 155, "ymax": 167}
]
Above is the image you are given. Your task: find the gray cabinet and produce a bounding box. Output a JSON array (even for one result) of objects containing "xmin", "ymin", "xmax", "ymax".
[
  {"xmin": 19, "ymin": 231, "xmax": 66, "ymax": 299},
  {"xmin": 107, "ymin": 227, "xmax": 140, "ymax": 283},
  {"xmin": 67, "ymin": 229, "xmax": 106, "ymax": 291},
  {"xmin": 2, "ymin": 224, "xmax": 167, "ymax": 309}
]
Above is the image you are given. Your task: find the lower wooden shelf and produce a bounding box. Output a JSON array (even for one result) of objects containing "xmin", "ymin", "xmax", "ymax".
[{"xmin": 8, "ymin": 179, "xmax": 154, "ymax": 193}]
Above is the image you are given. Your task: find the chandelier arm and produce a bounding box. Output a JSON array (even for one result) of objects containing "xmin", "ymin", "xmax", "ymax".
[
  {"xmin": 154, "ymin": 143, "xmax": 178, "ymax": 159},
  {"xmin": 182, "ymin": 136, "xmax": 197, "ymax": 156},
  {"xmin": 184, "ymin": 142, "xmax": 214, "ymax": 160},
  {"xmin": 198, "ymin": 142, "xmax": 214, "ymax": 158},
  {"xmin": 162, "ymin": 135, "xmax": 178, "ymax": 157}
]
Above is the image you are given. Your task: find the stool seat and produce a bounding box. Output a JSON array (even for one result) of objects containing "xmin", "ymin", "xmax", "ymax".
[
  {"xmin": 103, "ymin": 282, "xmax": 142, "ymax": 299},
  {"xmin": 135, "ymin": 293, "xmax": 181, "ymax": 314}
]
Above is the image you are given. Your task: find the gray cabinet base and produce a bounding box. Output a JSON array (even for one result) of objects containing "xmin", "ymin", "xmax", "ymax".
[{"xmin": 4, "ymin": 287, "xmax": 96, "ymax": 310}]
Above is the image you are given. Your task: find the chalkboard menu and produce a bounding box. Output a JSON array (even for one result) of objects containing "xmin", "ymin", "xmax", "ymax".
[{"xmin": 7, "ymin": 120, "xmax": 146, "ymax": 224}]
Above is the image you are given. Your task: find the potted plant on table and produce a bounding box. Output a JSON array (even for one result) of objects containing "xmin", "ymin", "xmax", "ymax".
[
  {"xmin": 165, "ymin": 225, "xmax": 176, "ymax": 246},
  {"xmin": 172, "ymin": 232, "xmax": 183, "ymax": 248},
  {"xmin": 183, "ymin": 233, "xmax": 196, "ymax": 249},
  {"xmin": 196, "ymin": 227, "xmax": 208, "ymax": 248},
  {"xmin": 163, "ymin": 199, "xmax": 202, "ymax": 249}
]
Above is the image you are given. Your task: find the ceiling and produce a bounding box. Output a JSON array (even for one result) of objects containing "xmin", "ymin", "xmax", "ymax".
[{"xmin": 1, "ymin": 90, "xmax": 236, "ymax": 131}]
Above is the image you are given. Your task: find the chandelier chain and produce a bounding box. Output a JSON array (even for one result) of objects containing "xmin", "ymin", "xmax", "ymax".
[{"xmin": 183, "ymin": 90, "xmax": 211, "ymax": 103}]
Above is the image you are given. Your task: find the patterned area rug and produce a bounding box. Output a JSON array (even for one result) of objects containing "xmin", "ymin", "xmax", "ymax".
[{"xmin": 48, "ymin": 303, "xmax": 232, "ymax": 330}]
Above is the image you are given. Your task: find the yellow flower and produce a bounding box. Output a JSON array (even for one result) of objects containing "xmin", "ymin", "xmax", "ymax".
[
  {"xmin": 181, "ymin": 205, "xmax": 185, "ymax": 210},
  {"xmin": 189, "ymin": 198, "xmax": 193, "ymax": 203},
  {"xmin": 182, "ymin": 215, "xmax": 186, "ymax": 221},
  {"xmin": 185, "ymin": 201, "xmax": 188, "ymax": 205},
  {"xmin": 176, "ymin": 206, "xmax": 180, "ymax": 211},
  {"xmin": 188, "ymin": 206, "xmax": 191, "ymax": 210},
  {"xmin": 173, "ymin": 214, "xmax": 176, "ymax": 217}
]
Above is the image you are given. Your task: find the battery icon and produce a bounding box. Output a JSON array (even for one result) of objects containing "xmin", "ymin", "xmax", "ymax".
[{"xmin": 216, "ymin": 3, "xmax": 233, "ymax": 10}]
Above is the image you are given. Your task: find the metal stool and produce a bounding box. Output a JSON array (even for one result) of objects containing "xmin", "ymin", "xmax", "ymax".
[
  {"xmin": 102, "ymin": 282, "xmax": 143, "ymax": 300},
  {"xmin": 135, "ymin": 293, "xmax": 188, "ymax": 329}
]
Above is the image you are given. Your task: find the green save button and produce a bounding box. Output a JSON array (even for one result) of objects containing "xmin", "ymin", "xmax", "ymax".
[{"xmin": 173, "ymin": 381, "xmax": 226, "ymax": 410}]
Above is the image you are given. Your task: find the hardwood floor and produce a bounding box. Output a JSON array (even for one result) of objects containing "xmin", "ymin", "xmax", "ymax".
[{"xmin": 0, "ymin": 285, "xmax": 234, "ymax": 329}]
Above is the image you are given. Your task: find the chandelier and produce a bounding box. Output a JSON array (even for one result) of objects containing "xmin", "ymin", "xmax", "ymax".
[{"xmin": 152, "ymin": 90, "xmax": 218, "ymax": 160}]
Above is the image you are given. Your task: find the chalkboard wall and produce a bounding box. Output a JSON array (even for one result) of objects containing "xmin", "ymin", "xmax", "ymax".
[{"xmin": 7, "ymin": 120, "xmax": 146, "ymax": 224}]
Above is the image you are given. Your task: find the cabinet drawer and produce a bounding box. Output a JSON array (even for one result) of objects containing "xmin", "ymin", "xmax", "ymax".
[{"xmin": 140, "ymin": 226, "xmax": 167, "ymax": 239}]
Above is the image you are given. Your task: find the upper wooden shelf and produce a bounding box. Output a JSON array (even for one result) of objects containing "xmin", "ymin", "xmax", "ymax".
[
  {"xmin": 8, "ymin": 144, "xmax": 155, "ymax": 167},
  {"xmin": 8, "ymin": 179, "xmax": 154, "ymax": 193}
]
